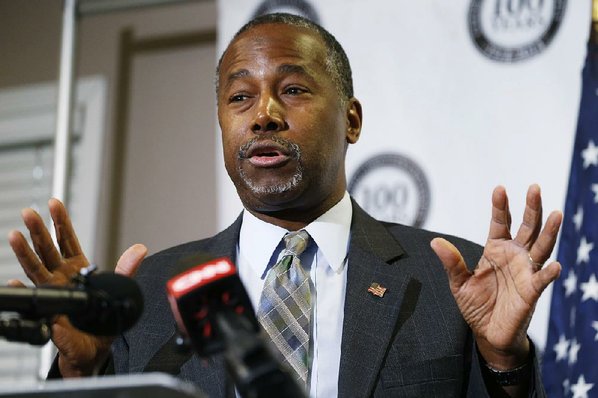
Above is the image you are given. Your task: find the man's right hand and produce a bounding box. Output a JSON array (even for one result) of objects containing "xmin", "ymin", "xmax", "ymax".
[{"xmin": 7, "ymin": 198, "xmax": 147, "ymax": 378}]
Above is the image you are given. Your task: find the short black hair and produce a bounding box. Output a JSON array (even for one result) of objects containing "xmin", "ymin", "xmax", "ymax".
[{"xmin": 216, "ymin": 13, "xmax": 354, "ymax": 101}]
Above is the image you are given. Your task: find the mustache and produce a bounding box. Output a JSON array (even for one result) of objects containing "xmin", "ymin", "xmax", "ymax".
[{"xmin": 238, "ymin": 136, "xmax": 301, "ymax": 160}]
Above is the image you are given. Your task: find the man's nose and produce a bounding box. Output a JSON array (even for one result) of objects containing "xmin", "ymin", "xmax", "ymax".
[{"xmin": 251, "ymin": 96, "xmax": 284, "ymax": 133}]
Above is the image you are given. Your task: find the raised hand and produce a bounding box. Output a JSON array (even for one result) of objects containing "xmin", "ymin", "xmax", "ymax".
[
  {"xmin": 431, "ymin": 185, "xmax": 562, "ymax": 369},
  {"xmin": 7, "ymin": 198, "xmax": 147, "ymax": 377}
]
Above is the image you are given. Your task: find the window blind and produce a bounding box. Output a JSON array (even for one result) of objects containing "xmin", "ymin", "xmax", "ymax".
[{"xmin": 0, "ymin": 77, "xmax": 105, "ymax": 385}]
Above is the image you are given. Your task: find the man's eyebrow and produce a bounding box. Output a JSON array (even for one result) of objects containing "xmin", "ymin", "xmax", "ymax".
[
  {"xmin": 277, "ymin": 64, "xmax": 312, "ymax": 78},
  {"xmin": 226, "ymin": 69, "xmax": 250, "ymax": 85}
]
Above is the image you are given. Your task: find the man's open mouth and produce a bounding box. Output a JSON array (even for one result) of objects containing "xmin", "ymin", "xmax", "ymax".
[{"xmin": 240, "ymin": 140, "xmax": 294, "ymax": 168}]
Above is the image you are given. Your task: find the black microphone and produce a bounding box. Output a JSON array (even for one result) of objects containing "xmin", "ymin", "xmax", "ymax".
[
  {"xmin": 167, "ymin": 255, "xmax": 305, "ymax": 398},
  {"xmin": 0, "ymin": 273, "xmax": 143, "ymax": 336},
  {"xmin": 166, "ymin": 256, "xmax": 259, "ymax": 356},
  {"xmin": 0, "ymin": 318, "xmax": 51, "ymax": 345}
]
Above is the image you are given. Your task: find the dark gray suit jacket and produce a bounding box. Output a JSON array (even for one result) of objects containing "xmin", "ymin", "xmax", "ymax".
[{"xmin": 111, "ymin": 201, "xmax": 545, "ymax": 397}]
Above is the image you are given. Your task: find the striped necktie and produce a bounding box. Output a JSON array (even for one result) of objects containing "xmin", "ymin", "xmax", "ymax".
[{"xmin": 257, "ymin": 229, "xmax": 312, "ymax": 385}]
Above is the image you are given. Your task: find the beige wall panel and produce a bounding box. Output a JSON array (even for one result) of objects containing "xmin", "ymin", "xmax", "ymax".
[{"xmin": 120, "ymin": 44, "xmax": 217, "ymax": 256}]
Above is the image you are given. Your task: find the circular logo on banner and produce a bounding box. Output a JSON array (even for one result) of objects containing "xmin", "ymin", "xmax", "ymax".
[
  {"xmin": 468, "ymin": 0, "xmax": 566, "ymax": 62},
  {"xmin": 252, "ymin": 0, "xmax": 320, "ymax": 23},
  {"xmin": 348, "ymin": 153, "xmax": 431, "ymax": 228}
]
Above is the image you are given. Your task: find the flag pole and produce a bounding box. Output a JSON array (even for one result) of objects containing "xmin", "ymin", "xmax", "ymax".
[
  {"xmin": 592, "ymin": 0, "xmax": 597, "ymax": 44},
  {"xmin": 41, "ymin": 0, "xmax": 78, "ymax": 380}
]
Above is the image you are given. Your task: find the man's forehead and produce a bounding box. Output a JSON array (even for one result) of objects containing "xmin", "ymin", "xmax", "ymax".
[
  {"xmin": 220, "ymin": 23, "xmax": 326, "ymax": 69},
  {"xmin": 232, "ymin": 22, "xmax": 320, "ymax": 45},
  {"xmin": 224, "ymin": 64, "xmax": 314, "ymax": 88}
]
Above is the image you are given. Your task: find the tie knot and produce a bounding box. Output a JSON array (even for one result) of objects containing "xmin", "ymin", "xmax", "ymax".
[{"xmin": 283, "ymin": 230, "xmax": 310, "ymax": 256}]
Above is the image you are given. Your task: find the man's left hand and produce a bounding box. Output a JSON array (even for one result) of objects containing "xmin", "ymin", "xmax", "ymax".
[{"xmin": 431, "ymin": 184, "xmax": 562, "ymax": 370}]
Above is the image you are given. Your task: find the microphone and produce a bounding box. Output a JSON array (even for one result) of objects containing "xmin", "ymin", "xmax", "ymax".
[
  {"xmin": 167, "ymin": 255, "xmax": 305, "ymax": 398},
  {"xmin": 166, "ymin": 256, "xmax": 259, "ymax": 356},
  {"xmin": 0, "ymin": 318, "xmax": 51, "ymax": 346},
  {"xmin": 0, "ymin": 272, "xmax": 143, "ymax": 336}
]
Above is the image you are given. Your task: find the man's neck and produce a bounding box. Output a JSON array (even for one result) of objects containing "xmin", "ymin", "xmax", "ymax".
[
  {"xmin": 245, "ymin": 208, "xmax": 322, "ymax": 231},
  {"xmin": 245, "ymin": 192, "xmax": 347, "ymax": 231}
]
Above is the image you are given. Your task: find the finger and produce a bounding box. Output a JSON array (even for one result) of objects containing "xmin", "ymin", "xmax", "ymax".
[
  {"xmin": 532, "ymin": 261, "xmax": 561, "ymax": 295},
  {"xmin": 21, "ymin": 207, "xmax": 63, "ymax": 271},
  {"xmin": 504, "ymin": 191, "xmax": 512, "ymax": 231},
  {"xmin": 488, "ymin": 186, "xmax": 513, "ymax": 241},
  {"xmin": 8, "ymin": 230, "xmax": 52, "ymax": 284},
  {"xmin": 431, "ymin": 238, "xmax": 471, "ymax": 293},
  {"xmin": 49, "ymin": 198, "xmax": 83, "ymax": 258},
  {"xmin": 529, "ymin": 210, "xmax": 563, "ymax": 265},
  {"xmin": 7, "ymin": 279, "xmax": 27, "ymax": 288},
  {"xmin": 115, "ymin": 244, "xmax": 147, "ymax": 277},
  {"xmin": 514, "ymin": 184, "xmax": 543, "ymax": 249}
]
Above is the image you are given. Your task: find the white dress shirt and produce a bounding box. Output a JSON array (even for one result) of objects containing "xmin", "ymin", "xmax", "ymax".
[{"xmin": 237, "ymin": 192, "xmax": 352, "ymax": 398}]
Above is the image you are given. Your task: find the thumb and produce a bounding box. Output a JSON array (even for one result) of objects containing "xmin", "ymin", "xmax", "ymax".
[
  {"xmin": 7, "ymin": 279, "xmax": 27, "ymax": 288},
  {"xmin": 115, "ymin": 244, "xmax": 147, "ymax": 277},
  {"xmin": 431, "ymin": 237, "xmax": 471, "ymax": 292}
]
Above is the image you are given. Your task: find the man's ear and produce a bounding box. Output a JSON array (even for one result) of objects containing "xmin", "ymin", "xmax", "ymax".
[{"xmin": 346, "ymin": 97, "xmax": 362, "ymax": 144}]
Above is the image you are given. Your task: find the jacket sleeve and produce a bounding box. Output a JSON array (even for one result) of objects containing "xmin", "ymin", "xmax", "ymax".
[{"xmin": 467, "ymin": 339, "xmax": 547, "ymax": 398}]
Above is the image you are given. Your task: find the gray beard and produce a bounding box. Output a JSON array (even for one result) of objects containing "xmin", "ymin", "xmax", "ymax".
[
  {"xmin": 237, "ymin": 136, "xmax": 303, "ymax": 195},
  {"xmin": 238, "ymin": 165, "xmax": 303, "ymax": 195}
]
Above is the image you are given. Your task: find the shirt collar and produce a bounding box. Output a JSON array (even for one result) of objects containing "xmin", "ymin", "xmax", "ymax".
[
  {"xmin": 304, "ymin": 192, "xmax": 352, "ymax": 273},
  {"xmin": 239, "ymin": 192, "xmax": 353, "ymax": 276}
]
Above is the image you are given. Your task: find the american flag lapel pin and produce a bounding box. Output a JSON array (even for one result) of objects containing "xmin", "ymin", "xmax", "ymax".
[{"xmin": 368, "ymin": 282, "xmax": 387, "ymax": 298}]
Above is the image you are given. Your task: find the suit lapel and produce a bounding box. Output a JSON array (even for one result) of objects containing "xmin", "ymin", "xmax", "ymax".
[
  {"xmin": 338, "ymin": 202, "xmax": 411, "ymax": 398},
  {"xmin": 203, "ymin": 212, "xmax": 244, "ymax": 262}
]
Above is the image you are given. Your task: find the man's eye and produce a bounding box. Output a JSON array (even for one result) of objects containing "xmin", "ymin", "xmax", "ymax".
[
  {"xmin": 284, "ymin": 87, "xmax": 306, "ymax": 95},
  {"xmin": 230, "ymin": 94, "xmax": 248, "ymax": 102}
]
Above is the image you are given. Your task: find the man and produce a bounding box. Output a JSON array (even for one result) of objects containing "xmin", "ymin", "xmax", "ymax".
[{"xmin": 8, "ymin": 13, "xmax": 562, "ymax": 398}]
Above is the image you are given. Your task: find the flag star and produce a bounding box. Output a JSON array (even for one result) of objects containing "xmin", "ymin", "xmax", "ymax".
[
  {"xmin": 577, "ymin": 236, "xmax": 594, "ymax": 264},
  {"xmin": 593, "ymin": 321, "xmax": 598, "ymax": 341},
  {"xmin": 582, "ymin": 140, "xmax": 598, "ymax": 168},
  {"xmin": 564, "ymin": 379, "xmax": 571, "ymax": 396},
  {"xmin": 554, "ymin": 334, "xmax": 570, "ymax": 361},
  {"xmin": 571, "ymin": 374, "xmax": 594, "ymax": 398},
  {"xmin": 563, "ymin": 270, "xmax": 578, "ymax": 297},
  {"xmin": 581, "ymin": 274, "xmax": 598, "ymax": 301},
  {"xmin": 569, "ymin": 338, "xmax": 581, "ymax": 364},
  {"xmin": 573, "ymin": 206, "xmax": 583, "ymax": 231},
  {"xmin": 592, "ymin": 184, "xmax": 598, "ymax": 203}
]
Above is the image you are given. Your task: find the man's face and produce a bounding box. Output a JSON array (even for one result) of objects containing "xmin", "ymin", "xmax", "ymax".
[{"xmin": 217, "ymin": 23, "xmax": 361, "ymax": 217}]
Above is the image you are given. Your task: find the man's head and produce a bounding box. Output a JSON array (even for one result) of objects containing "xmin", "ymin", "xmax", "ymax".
[
  {"xmin": 216, "ymin": 13, "xmax": 354, "ymax": 103},
  {"xmin": 217, "ymin": 13, "xmax": 362, "ymax": 227}
]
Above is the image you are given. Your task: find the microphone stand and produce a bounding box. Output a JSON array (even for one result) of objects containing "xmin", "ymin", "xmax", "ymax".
[
  {"xmin": 215, "ymin": 312, "xmax": 305, "ymax": 398},
  {"xmin": 0, "ymin": 317, "xmax": 52, "ymax": 346}
]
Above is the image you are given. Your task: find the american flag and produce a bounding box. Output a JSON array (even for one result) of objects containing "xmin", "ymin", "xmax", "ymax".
[
  {"xmin": 367, "ymin": 282, "xmax": 387, "ymax": 298},
  {"xmin": 542, "ymin": 24, "xmax": 598, "ymax": 398}
]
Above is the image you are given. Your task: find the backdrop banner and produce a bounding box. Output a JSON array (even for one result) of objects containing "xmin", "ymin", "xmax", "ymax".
[{"xmin": 216, "ymin": 0, "xmax": 592, "ymax": 350}]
